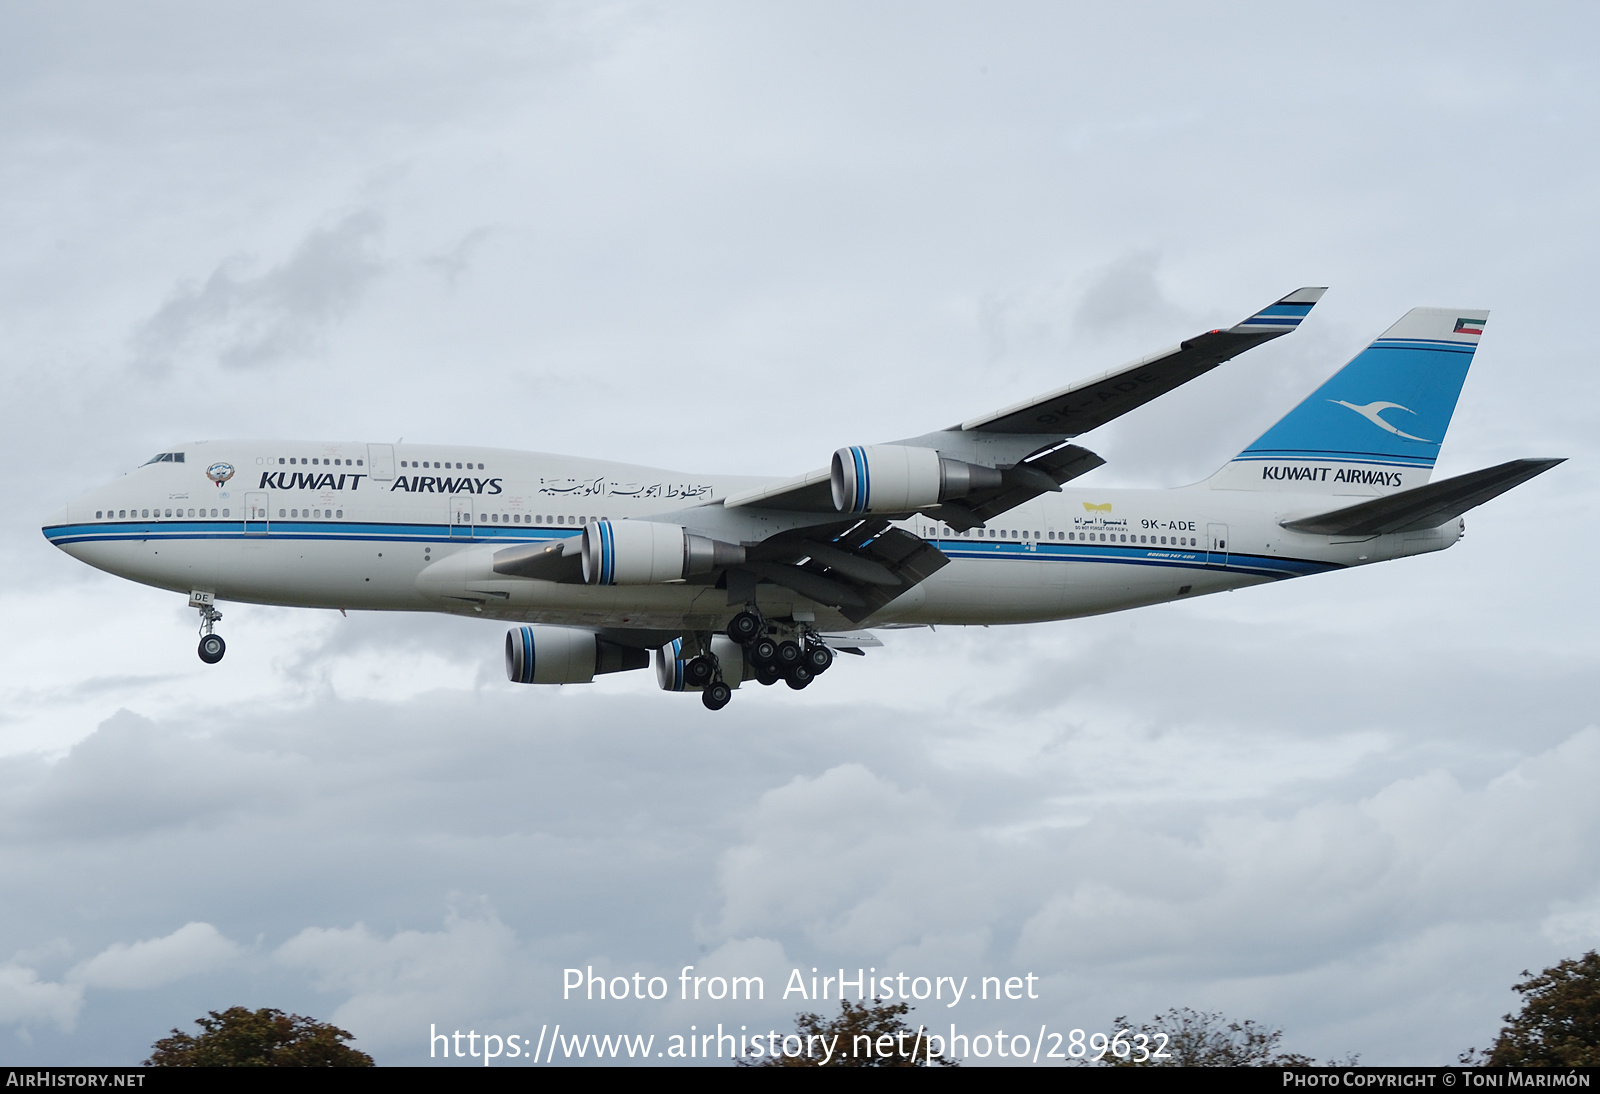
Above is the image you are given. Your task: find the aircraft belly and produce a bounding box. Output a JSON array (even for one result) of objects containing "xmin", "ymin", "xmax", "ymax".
[
  {"xmin": 215, "ymin": 539, "xmax": 433, "ymax": 610},
  {"xmin": 66, "ymin": 539, "xmax": 218, "ymax": 596},
  {"xmin": 914, "ymin": 556, "xmax": 1067, "ymax": 624}
]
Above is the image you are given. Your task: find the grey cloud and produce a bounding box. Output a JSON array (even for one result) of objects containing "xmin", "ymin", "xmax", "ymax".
[
  {"xmin": 1072, "ymin": 250, "xmax": 1186, "ymax": 338},
  {"xmin": 131, "ymin": 211, "xmax": 384, "ymax": 371}
]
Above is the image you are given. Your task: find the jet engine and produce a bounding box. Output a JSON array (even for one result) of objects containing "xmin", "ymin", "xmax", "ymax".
[
  {"xmin": 656, "ymin": 635, "xmax": 746, "ymax": 691},
  {"xmin": 830, "ymin": 445, "xmax": 1003, "ymax": 514},
  {"xmin": 505, "ymin": 625, "xmax": 649, "ymax": 684},
  {"xmin": 581, "ymin": 520, "xmax": 745, "ymax": 586}
]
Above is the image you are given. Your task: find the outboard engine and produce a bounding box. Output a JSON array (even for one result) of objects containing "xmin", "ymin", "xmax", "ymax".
[
  {"xmin": 582, "ymin": 520, "xmax": 745, "ymax": 585},
  {"xmin": 505, "ymin": 625, "xmax": 649, "ymax": 684},
  {"xmin": 831, "ymin": 445, "xmax": 1003, "ymax": 513}
]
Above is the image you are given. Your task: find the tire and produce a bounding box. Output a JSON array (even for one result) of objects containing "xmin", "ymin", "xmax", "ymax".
[
  {"xmin": 727, "ymin": 611, "xmax": 762, "ymax": 644},
  {"xmin": 702, "ymin": 681, "xmax": 732, "ymax": 710},
  {"xmin": 198, "ymin": 634, "xmax": 226, "ymax": 664},
  {"xmin": 785, "ymin": 664, "xmax": 813, "ymax": 690},
  {"xmin": 775, "ymin": 640, "xmax": 802, "ymax": 669},
  {"xmin": 755, "ymin": 664, "xmax": 781, "ymax": 686},
  {"xmin": 804, "ymin": 643, "xmax": 833, "ymax": 673},
  {"xmin": 751, "ymin": 638, "xmax": 778, "ymax": 666},
  {"xmin": 684, "ymin": 656, "xmax": 714, "ymax": 687}
]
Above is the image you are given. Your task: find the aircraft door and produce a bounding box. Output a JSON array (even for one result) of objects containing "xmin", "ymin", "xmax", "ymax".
[
  {"xmin": 245, "ymin": 491, "xmax": 270, "ymax": 535},
  {"xmin": 367, "ymin": 444, "xmax": 395, "ymax": 482},
  {"xmin": 451, "ymin": 494, "xmax": 473, "ymax": 539},
  {"xmin": 1206, "ymin": 523, "xmax": 1229, "ymax": 567}
]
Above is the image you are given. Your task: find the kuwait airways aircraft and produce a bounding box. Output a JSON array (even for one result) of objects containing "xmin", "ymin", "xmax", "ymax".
[{"xmin": 44, "ymin": 289, "xmax": 1561, "ymax": 709}]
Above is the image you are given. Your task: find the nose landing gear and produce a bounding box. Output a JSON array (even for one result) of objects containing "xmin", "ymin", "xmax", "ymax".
[{"xmin": 191, "ymin": 591, "xmax": 225, "ymax": 664}]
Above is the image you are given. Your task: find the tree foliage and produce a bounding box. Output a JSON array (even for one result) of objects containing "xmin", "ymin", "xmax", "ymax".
[
  {"xmin": 1102, "ymin": 1007, "xmax": 1320, "ymax": 1067},
  {"xmin": 1465, "ymin": 951, "xmax": 1600, "ymax": 1067},
  {"xmin": 742, "ymin": 999, "xmax": 959, "ymax": 1067},
  {"xmin": 146, "ymin": 1007, "xmax": 374, "ymax": 1067}
]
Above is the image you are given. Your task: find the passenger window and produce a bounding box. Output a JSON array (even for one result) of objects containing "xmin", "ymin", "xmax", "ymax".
[
  {"xmin": 96, "ymin": 510, "xmax": 103, "ymax": 518},
  {"xmin": 336, "ymin": 510, "xmax": 342, "ymax": 518},
  {"xmin": 357, "ymin": 459, "xmax": 363, "ymax": 466},
  {"xmin": 279, "ymin": 509, "xmax": 285, "ymax": 517},
  {"xmin": 222, "ymin": 509, "xmax": 228, "ymax": 517}
]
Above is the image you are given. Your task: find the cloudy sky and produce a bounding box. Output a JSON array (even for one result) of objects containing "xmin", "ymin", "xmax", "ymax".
[{"xmin": 2, "ymin": 0, "xmax": 1597, "ymax": 1066}]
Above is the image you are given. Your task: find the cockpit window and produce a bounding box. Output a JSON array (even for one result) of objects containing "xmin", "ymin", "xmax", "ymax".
[{"xmin": 141, "ymin": 452, "xmax": 186, "ymax": 466}]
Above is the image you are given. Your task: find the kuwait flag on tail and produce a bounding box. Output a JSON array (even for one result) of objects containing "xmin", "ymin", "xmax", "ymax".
[{"xmin": 1454, "ymin": 317, "xmax": 1486, "ymax": 336}]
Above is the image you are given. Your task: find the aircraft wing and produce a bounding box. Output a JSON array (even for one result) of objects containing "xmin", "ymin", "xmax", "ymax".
[
  {"xmin": 724, "ymin": 286, "xmax": 1326, "ymax": 526},
  {"xmin": 1281, "ymin": 458, "xmax": 1564, "ymax": 536},
  {"xmin": 733, "ymin": 518, "xmax": 951, "ymax": 623}
]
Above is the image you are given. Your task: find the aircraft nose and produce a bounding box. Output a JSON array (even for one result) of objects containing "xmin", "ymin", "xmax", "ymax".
[{"xmin": 42, "ymin": 506, "xmax": 71, "ymax": 549}]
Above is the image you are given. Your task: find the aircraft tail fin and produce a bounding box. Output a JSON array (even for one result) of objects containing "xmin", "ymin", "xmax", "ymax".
[
  {"xmin": 1281, "ymin": 458, "xmax": 1564, "ymax": 536},
  {"xmin": 1210, "ymin": 307, "xmax": 1487, "ymax": 494}
]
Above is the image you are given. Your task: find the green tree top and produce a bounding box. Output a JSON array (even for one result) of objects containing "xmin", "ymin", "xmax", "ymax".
[
  {"xmin": 1468, "ymin": 951, "xmax": 1600, "ymax": 1067},
  {"xmin": 146, "ymin": 1006, "xmax": 374, "ymax": 1067},
  {"xmin": 742, "ymin": 999, "xmax": 959, "ymax": 1067},
  {"xmin": 1102, "ymin": 1007, "xmax": 1324, "ymax": 1067}
]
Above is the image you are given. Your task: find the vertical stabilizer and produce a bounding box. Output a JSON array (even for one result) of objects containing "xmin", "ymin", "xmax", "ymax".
[{"xmin": 1208, "ymin": 307, "xmax": 1486, "ymax": 495}]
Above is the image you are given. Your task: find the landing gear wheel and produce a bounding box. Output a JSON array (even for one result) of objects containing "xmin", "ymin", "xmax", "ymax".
[
  {"xmin": 727, "ymin": 611, "xmax": 762, "ymax": 644},
  {"xmin": 775, "ymin": 640, "xmax": 802, "ymax": 670},
  {"xmin": 755, "ymin": 664, "xmax": 782, "ymax": 686},
  {"xmin": 785, "ymin": 664, "xmax": 813, "ymax": 690},
  {"xmin": 804, "ymin": 643, "xmax": 833, "ymax": 674},
  {"xmin": 702, "ymin": 681, "xmax": 733, "ymax": 710},
  {"xmin": 198, "ymin": 634, "xmax": 226, "ymax": 664},
  {"xmin": 750, "ymin": 638, "xmax": 778, "ymax": 666},
  {"xmin": 684, "ymin": 656, "xmax": 715, "ymax": 687}
]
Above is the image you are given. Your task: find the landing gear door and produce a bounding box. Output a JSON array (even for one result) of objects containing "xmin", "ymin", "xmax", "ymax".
[
  {"xmin": 1206, "ymin": 523, "xmax": 1229, "ymax": 567},
  {"xmin": 245, "ymin": 492, "xmax": 270, "ymax": 535},
  {"xmin": 451, "ymin": 494, "xmax": 473, "ymax": 539}
]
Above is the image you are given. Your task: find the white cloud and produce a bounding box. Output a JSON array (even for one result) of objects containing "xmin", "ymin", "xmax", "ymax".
[
  {"xmin": 274, "ymin": 900, "xmax": 526, "ymax": 1052},
  {"xmin": 69, "ymin": 922, "xmax": 241, "ymax": 992},
  {"xmin": 0, "ymin": 967, "xmax": 81, "ymax": 1032}
]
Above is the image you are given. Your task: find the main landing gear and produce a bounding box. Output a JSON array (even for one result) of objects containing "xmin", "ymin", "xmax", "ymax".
[
  {"xmin": 677, "ymin": 610, "xmax": 839, "ymax": 712},
  {"xmin": 722, "ymin": 609, "xmax": 833, "ymax": 701},
  {"xmin": 192, "ymin": 592, "xmax": 226, "ymax": 664}
]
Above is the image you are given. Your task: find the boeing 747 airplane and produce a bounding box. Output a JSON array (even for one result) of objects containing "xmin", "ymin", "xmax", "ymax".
[{"xmin": 43, "ymin": 289, "xmax": 1562, "ymax": 709}]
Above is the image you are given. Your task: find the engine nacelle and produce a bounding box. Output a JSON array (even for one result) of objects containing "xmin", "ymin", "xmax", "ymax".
[
  {"xmin": 656, "ymin": 635, "xmax": 746, "ymax": 691},
  {"xmin": 505, "ymin": 625, "xmax": 649, "ymax": 684},
  {"xmin": 582, "ymin": 520, "xmax": 745, "ymax": 586},
  {"xmin": 830, "ymin": 445, "xmax": 1003, "ymax": 514}
]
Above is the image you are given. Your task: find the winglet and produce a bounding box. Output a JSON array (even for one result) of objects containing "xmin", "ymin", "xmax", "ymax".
[{"xmin": 1227, "ymin": 286, "xmax": 1328, "ymax": 335}]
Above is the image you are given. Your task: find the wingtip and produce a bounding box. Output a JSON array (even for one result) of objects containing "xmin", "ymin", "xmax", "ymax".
[{"xmin": 1280, "ymin": 286, "xmax": 1329, "ymax": 304}]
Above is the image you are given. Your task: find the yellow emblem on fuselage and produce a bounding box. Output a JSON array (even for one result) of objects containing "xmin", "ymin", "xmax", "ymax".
[{"xmin": 1082, "ymin": 502, "xmax": 1112, "ymax": 512}]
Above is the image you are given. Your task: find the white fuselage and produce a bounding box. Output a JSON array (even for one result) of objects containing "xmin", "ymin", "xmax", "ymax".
[{"xmin": 44, "ymin": 440, "xmax": 1460, "ymax": 633}]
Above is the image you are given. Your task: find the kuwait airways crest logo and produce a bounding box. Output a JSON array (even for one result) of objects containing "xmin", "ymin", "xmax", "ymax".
[{"xmin": 206, "ymin": 461, "xmax": 235, "ymax": 487}]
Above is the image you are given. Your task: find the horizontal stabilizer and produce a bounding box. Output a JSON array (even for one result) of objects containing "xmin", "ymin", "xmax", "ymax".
[{"xmin": 1281, "ymin": 458, "xmax": 1564, "ymax": 536}]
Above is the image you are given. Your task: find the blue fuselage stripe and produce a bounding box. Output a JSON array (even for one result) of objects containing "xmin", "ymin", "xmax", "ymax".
[{"xmin": 42, "ymin": 523, "xmax": 1337, "ymax": 582}]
